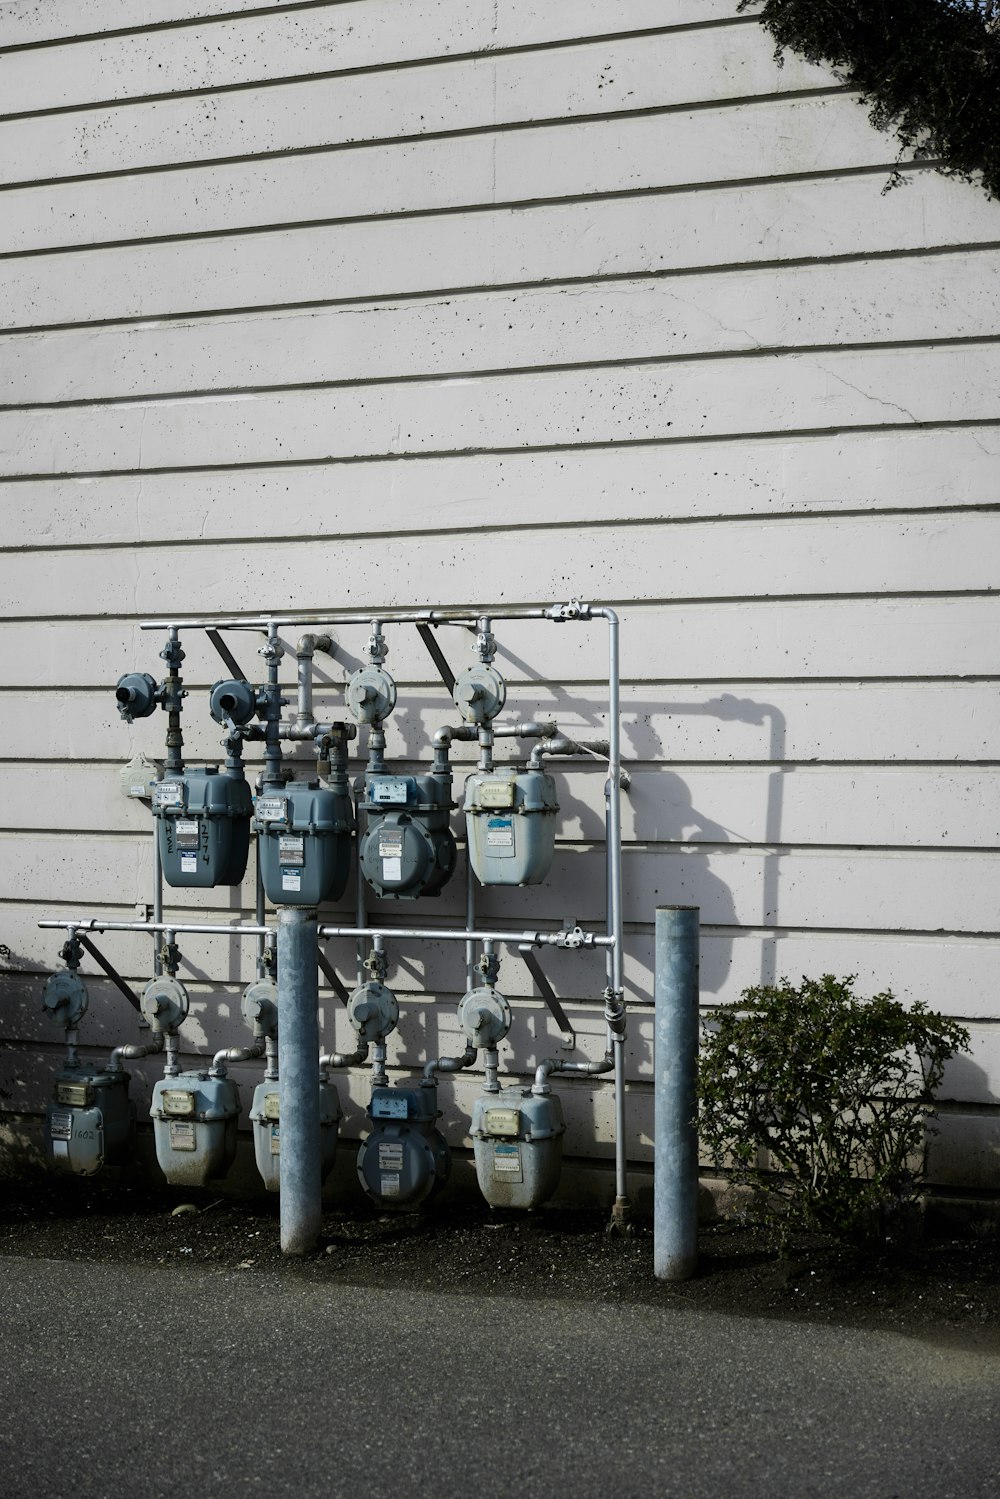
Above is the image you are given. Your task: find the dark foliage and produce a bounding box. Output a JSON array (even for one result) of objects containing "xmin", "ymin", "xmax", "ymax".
[
  {"xmin": 698, "ymin": 975, "xmax": 970, "ymax": 1246},
  {"xmin": 739, "ymin": 0, "xmax": 1000, "ymax": 199}
]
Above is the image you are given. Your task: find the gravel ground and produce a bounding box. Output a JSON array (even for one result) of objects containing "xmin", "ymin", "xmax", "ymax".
[{"xmin": 3, "ymin": 1171, "xmax": 999, "ymax": 1344}]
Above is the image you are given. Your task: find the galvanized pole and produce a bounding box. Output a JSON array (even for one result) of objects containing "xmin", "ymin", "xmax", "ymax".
[
  {"xmin": 277, "ymin": 906, "xmax": 322, "ymax": 1255},
  {"xmin": 654, "ymin": 905, "xmax": 700, "ymax": 1281}
]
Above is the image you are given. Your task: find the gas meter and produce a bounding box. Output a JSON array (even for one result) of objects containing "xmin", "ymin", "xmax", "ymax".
[
  {"xmin": 46, "ymin": 1066, "xmax": 135, "ymax": 1177},
  {"xmin": 152, "ymin": 765, "xmax": 253, "ymax": 888},
  {"xmin": 249, "ymin": 1080, "xmax": 342, "ymax": 1193},
  {"xmin": 255, "ymin": 779, "xmax": 353, "ymax": 906},
  {"xmin": 357, "ymin": 1081, "xmax": 450, "ymax": 1210},
  {"xmin": 463, "ymin": 766, "xmax": 558, "ymax": 886},
  {"xmin": 470, "ymin": 1085, "xmax": 565, "ymax": 1209},
  {"xmin": 150, "ymin": 1071, "xmax": 241, "ymax": 1187},
  {"xmin": 359, "ymin": 772, "xmax": 456, "ymax": 899}
]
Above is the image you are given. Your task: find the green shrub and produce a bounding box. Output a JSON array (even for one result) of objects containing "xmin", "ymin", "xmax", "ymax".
[
  {"xmin": 698, "ymin": 974, "xmax": 969, "ymax": 1246},
  {"xmin": 739, "ymin": 0, "xmax": 1000, "ymax": 201}
]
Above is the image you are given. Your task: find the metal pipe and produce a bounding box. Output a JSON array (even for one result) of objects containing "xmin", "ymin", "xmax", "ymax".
[
  {"xmin": 110, "ymin": 1031, "xmax": 165, "ymax": 1072},
  {"xmin": 465, "ymin": 850, "xmax": 476, "ymax": 994},
  {"xmin": 141, "ymin": 607, "xmax": 554, "ymax": 631},
  {"xmin": 593, "ymin": 605, "xmax": 629, "ymax": 1218},
  {"xmin": 41, "ymin": 919, "xmax": 272, "ymax": 936},
  {"xmin": 65, "ymin": 1025, "xmax": 79, "ymax": 1070},
  {"xmin": 264, "ymin": 1033, "xmax": 278, "ymax": 1081},
  {"xmin": 164, "ymin": 1033, "xmax": 180, "ymax": 1078},
  {"xmin": 210, "ymin": 1040, "xmax": 264, "ymax": 1078},
  {"xmin": 355, "ymin": 784, "xmax": 367, "ymax": 985},
  {"xmin": 261, "ymin": 622, "xmax": 285, "ymax": 788},
  {"xmin": 483, "ymin": 1046, "xmax": 500, "ymax": 1094},
  {"xmin": 533, "ymin": 1052, "xmax": 613, "ymax": 1094},
  {"xmin": 423, "ymin": 1045, "xmax": 476, "ymax": 1081},
  {"xmin": 277, "ymin": 907, "xmax": 322, "ymax": 1256},
  {"xmin": 371, "ymin": 1040, "xmax": 388, "ymax": 1088},
  {"xmin": 653, "ymin": 905, "xmax": 700, "ymax": 1283},
  {"xmin": 255, "ymin": 845, "xmax": 267, "ymax": 979},
  {"xmin": 320, "ymin": 1042, "xmax": 369, "ymax": 1071},
  {"xmin": 295, "ymin": 632, "xmax": 331, "ymax": 728},
  {"xmin": 152, "ymin": 829, "xmax": 163, "ymax": 978},
  {"xmin": 39, "ymin": 917, "xmax": 614, "ymax": 948}
]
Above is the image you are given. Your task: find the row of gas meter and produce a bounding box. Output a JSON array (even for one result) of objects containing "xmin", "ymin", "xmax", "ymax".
[
  {"xmin": 115, "ymin": 618, "xmax": 560, "ymax": 902},
  {"xmin": 38, "ymin": 615, "xmax": 611, "ymax": 1214},
  {"xmin": 42, "ymin": 958, "xmax": 565, "ymax": 1212}
]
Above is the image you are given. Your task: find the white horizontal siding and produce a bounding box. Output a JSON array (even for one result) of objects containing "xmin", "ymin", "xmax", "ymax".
[
  {"xmin": 3, "ymin": 762, "xmax": 998, "ymax": 849},
  {"xmin": 4, "ymin": 515, "xmax": 999, "ymax": 619},
  {"xmin": 3, "ymin": 345, "xmax": 1000, "ymax": 474},
  {"xmin": 2, "ymin": 428, "xmax": 998, "ymax": 547},
  {"xmin": 3, "ymin": 598, "xmax": 1000, "ymax": 685},
  {"xmin": 4, "ymin": 832, "xmax": 999, "ymax": 934},
  {"xmin": 10, "ymin": 171, "xmax": 1000, "ymax": 332},
  {"xmin": 5, "ymin": 253, "xmax": 1000, "ymax": 403},
  {"xmin": 0, "ymin": 26, "xmax": 829, "ymax": 189},
  {"xmin": 0, "ymin": 3, "xmax": 752, "ymax": 114},
  {"xmin": 5, "ymin": 680, "xmax": 1000, "ymax": 763},
  {"xmin": 2, "ymin": 3, "xmax": 999, "ymax": 1193}
]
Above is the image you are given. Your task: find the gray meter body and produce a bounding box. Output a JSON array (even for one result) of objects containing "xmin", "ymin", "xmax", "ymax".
[
  {"xmin": 150, "ymin": 1072, "xmax": 241, "ymax": 1187},
  {"xmin": 249, "ymin": 1080, "xmax": 342, "ymax": 1192},
  {"xmin": 153, "ymin": 766, "xmax": 253, "ymax": 888},
  {"xmin": 464, "ymin": 766, "xmax": 558, "ymax": 886},
  {"xmin": 470, "ymin": 1085, "xmax": 565, "ymax": 1209},
  {"xmin": 255, "ymin": 780, "xmax": 353, "ymax": 906},
  {"xmin": 357, "ymin": 1082, "xmax": 450, "ymax": 1210},
  {"xmin": 46, "ymin": 1066, "xmax": 135, "ymax": 1177},
  {"xmin": 359, "ymin": 772, "xmax": 456, "ymax": 899}
]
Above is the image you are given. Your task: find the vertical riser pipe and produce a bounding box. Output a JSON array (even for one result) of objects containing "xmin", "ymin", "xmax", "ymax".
[
  {"xmin": 654, "ymin": 905, "xmax": 700, "ymax": 1281},
  {"xmin": 278, "ymin": 907, "xmax": 322, "ymax": 1255}
]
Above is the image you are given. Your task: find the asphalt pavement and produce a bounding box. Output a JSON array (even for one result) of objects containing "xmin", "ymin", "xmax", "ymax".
[{"xmin": 2, "ymin": 1254, "xmax": 998, "ymax": 1499}]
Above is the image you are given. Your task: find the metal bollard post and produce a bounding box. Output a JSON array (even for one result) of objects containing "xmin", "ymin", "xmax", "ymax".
[
  {"xmin": 278, "ymin": 906, "xmax": 322, "ymax": 1255},
  {"xmin": 654, "ymin": 905, "xmax": 700, "ymax": 1281}
]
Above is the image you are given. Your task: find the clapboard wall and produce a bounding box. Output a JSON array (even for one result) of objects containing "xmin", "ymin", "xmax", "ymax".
[{"xmin": 1, "ymin": 0, "xmax": 999, "ymax": 1198}]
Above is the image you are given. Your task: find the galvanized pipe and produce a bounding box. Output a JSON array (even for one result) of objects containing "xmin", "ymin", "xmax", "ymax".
[
  {"xmin": 39, "ymin": 917, "xmax": 614, "ymax": 949},
  {"xmin": 277, "ymin": 907, "xmax": 323, "ymax": 1256},
  {"xmin": 593, "ymin": 606, "xmax": 629, "ymax": 1216},
  {"xmin": 653, "ymin": 905, "xmax": 700, "ymax": 1282},
  {"xmin": 152, "ymin": 831, "xmax": 163, "ymax": 978},
  {"xmin": 423, "ymin": 1045, "xmax": 477, "ymax": 1081}
]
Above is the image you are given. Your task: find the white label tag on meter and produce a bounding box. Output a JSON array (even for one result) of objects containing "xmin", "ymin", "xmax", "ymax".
[
  {"xmin": 486, "ymin": 817, "xmax": 515, "ymax": 856},
  {"xmin": 493, "ymin": 1142, "xmax": 523, "ymax": 1179},
  {"xmin": 270, "ymin": 1124, "xmax": 280, "ymax": 1156},
  {"xmin": 380, "ymin": 1173, "xmax": 400, "ymax": 1197},
  {"xmin": 378, "ymin": 1141, "xmax": 404, "ymax": 1172},
  {"xmin": 168, "ymin": 1121, "xmax": 196, "ymax": 1151},
  {"xmin": 180, "ymin": 853, "xmax": 198, "ymax": 872},
  {"xmin": 371, "ymin": 778, "xmax": 409, "ymax": 804},
  {"xmin": 382, "ymin": 857, "xmax": 402, "ymax": 883},
  {"xmin": 256, "ymin": 797, "xmax": 287, "ymax": 823},
  {"xmin": 282, "ymin": 870, "xmax": 302, "ymax": 892},
  {"xmin": 278, "ymin": 834, "xmax": 304, "ymax": 866}
]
